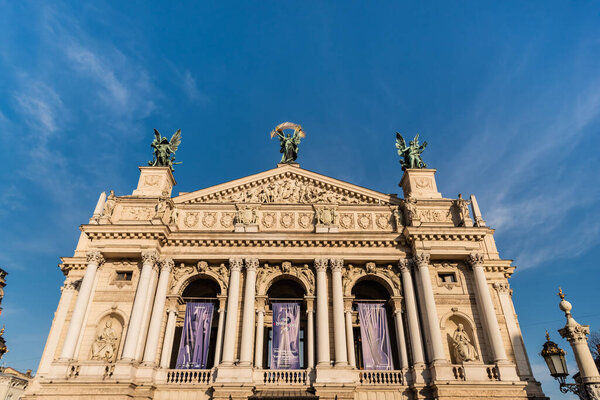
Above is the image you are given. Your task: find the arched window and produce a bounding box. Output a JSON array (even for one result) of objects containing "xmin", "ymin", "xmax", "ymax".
[
  {"xmin": 170, "ymin": 277, "xmax": 221, "ymax": 369},
  {"xmin": 264, "ymin": 279, "xmax": 307, "ymax": 369},
  {"xmin": 351, "ymin": 279, "xmax": 400, "ymax": 370}
]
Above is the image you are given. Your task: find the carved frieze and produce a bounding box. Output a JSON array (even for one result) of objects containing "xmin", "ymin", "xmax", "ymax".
[
  {"xmin": 202, "ymin": 212, "xmax": 217, "ymax": 228},
  {"xmin": 121, "ymin": 206, "xmax": 154, "ymax": 221},
  {"xmin": 262, "ymin": 212, "xmax": 276, "ymax": 228},
  {"xmin": 418, "ymin": 208, "xmax": 452, "ymax": 223},
  {"xmin": 298, "ymin": 212, "xmax": 313, "ymax": 229},
  {"xmin": 339, "ymin": 213, "xmax": 354, "ymax": 229},
  {"xmin": 220, "ymin": 212, "xmax": 235, "ymax": 228},
  {"xmin": 280, "ymin": 212, "xmax": 295, "ymax": 228},
  {"xmin": 357, "ymin": 213, "xmax": 372, "ymax": 229},
  {"xmin": 183, "ymin": 212, "xmax": 200, "ymax": 228}
]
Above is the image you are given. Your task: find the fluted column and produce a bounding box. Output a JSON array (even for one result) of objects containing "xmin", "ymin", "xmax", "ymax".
[
  {"xmin": 39, "ymin": 280, "xmax": 79, "ymax": 372},
  {"xmin": 315, "ymin": 259, "xmax": 331, "ymax": 367},
  {"xmin": 330, "ymin": 259, "xmax": 348, "ymax": 366},
  {"xmin": 414, "ymin": 254, "xmax": 445, "ymax": 362},
  {"xmin": 239, "ymin": 258, "xmax": 258, "ymax": 366},
  {"xmin": 213, "ymin": 295, "xmax": 227, "ymax": 367},
  {"xmin": 143, "ymin": 258, "xmax": 174, "ymax": 364},
  {"xmin": 121, "ymin": 250, "xmax": 158, "ymax": 360},
  {"xmin": 344, "ymin": 298, "xmax": 356, "ymax": 368},
  {"xmin": 254, "ymin": 296, "xmax": 266, "ymax": 369},
  {"xmin": 468, "ymin": 253, "xmax": 507, "ymax": 362},
  {"xmin": 305, "ymin": 296, "xmax": 315, "ymax": 369},
  {"xmin": 391, "ymin": 297, "xmax": 409, "ymax": 369},
  {"xmin": 60, "ymin": 251, "xmax": 104, "ymax": 360},
  {"xmin": 399, "ymin": 260, "xmax": 424, "ymax": 365},
  {"xmin": 220, "ymin": 258, "xmax": 243, "ymax": 365},
  {"xmin": 159, "ymin": 308, "xmax": 177, "ymax": 368}
]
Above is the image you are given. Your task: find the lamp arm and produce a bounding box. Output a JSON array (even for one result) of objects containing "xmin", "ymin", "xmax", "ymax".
[{"xmin": 559, "ymin": 381, "xmax": 592, "ymax": 400}]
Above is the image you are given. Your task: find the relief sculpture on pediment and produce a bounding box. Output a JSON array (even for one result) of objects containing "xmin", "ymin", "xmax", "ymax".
[{"xmin": 214, "ymin": 178, "xmax": 369, "ymax": 205}]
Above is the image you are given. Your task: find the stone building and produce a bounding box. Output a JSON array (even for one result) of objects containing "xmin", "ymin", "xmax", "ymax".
[{"xmin": 23, "ymin": 162, "xmax": 547, "ymax": 400}]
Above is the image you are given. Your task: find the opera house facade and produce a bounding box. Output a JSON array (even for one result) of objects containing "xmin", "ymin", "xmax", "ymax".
[{"xmin": 23, "ymin": 156, "xmax": 547, "ymax": 399}]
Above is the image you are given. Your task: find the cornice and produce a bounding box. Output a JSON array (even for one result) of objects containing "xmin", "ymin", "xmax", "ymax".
[{"xmin": 403, "ymin": 226, "xmax": 491, "ymax": 242}]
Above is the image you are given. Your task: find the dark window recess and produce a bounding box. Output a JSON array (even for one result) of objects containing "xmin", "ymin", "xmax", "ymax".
[
  {"xmin": 439, "ymin": 272, "xmax": 457, "ymax": 283},
  {"xmin": 116, "ymin": 271, "xmax": 133, "ymax": 281}
]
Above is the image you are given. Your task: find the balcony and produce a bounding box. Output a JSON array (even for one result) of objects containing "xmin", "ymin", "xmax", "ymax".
[{"xmin": 166, "ymin": 369, "xmax": 212, "ymax": 384}]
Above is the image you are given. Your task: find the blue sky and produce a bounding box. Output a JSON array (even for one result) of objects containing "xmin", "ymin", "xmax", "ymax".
[{"xmin": 1, "ymin": 2, "xmax": 599, "ymax": 398}]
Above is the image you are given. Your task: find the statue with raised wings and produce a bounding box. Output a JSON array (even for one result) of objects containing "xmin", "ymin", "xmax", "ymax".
[
  {"xmin": 270, "ymin": 122, "xmax": 306, "ymax": 164},
  {"xmin": 395, "ymin": 132, "xmax": 428, "ymax": 170},
  {"xmin": 148, "ymin": 129, "xmax": 182, "ymax": 171}
]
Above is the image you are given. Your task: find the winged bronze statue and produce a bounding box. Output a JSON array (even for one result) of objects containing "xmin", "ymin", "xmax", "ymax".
[
  {"xmin": 148, "ymin": 128, "xmax": 182, "ymax": 171},
  {"xmin": 395, "ymin": 132, "xmax": 428, "ymax": 170},
  {"xmin": 270, "ymin": 122, "xmax": 306, "ymax": 164}
]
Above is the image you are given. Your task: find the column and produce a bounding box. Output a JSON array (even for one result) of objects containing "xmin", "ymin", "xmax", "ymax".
[
  {"xmin": 399, "ymin": 260, "xmax": 424, "ymax": 365},
  {"xmin": 60, "ymin": 251, "xmax": 104, "ymax": 360},
  {"xmin": 315, "ymin": 259, "xmax": 331, "ymax": 367},
  {"xmin": 213, "ymin": 295, "xmax": 227, "ymax": 367},
  {"xmin": 220, "ymin": 258, "xmax": 243, "ymax": 365},
  {"xmin": 38, "ymin": 280, "xmax": 78, "ymax": 373},
  {"xmin": 121, "ymin": 250, "xmax": 158, "ymax": 360},
  {"xmin": 306, "ymin": 296, "xmax": 315, "ymax": 369},
  {"xmin": 136, "ymin": 265, "xmax": 159, "ymax": 360},
  {"xmin": 239, "ymin": 258, "xmax": 258, "ymax": 366},
  {"xmin": 391, "ymin": 297, "xmax": 409, "ymax": 369},
  {"xmin": 468, "ymin": 253, "xmax": 507, "ymax": 362},
  {"xmin": 414, "ymin": 254, "xmax": 445, "ymax": 362},
  {"xmin": 493, "ymin": 282, "xmax": 532, "ymax": 376},
  {"xmin": 344, "ymin": 298, "xmax": 356, "ymax": 368},
  {"xmin": 330, "ymin": 259, "xmax": 348, "ymax": 366},
  {"xmin": 159, "ymin": 308, "xmax": 177, "ymax": 368},
  {"xmin": 143, "ymin": 258, "xmax": 174, "ymax": 364},
  {"xmin": 254, "ymin": 296, "xmax": 266, "ymax": 369}
]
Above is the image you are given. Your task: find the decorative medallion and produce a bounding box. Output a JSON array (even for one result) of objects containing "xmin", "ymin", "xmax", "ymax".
[
  {"xmin": 235, "ymin": 205, "xmax": 258, "ymax": 225},
  {"xmin": 375, "ymin": 213, "xmax": 391, "ymax": 230},
  {"xmin": 202, "ymin": 212, "xmax": 217, "ymax": 228},
  {"xmin": 220, "ymin": 212, "xmax": 234, "ymax": 228},
  {"xmin": 183, "ymin": 212, "xmax": 200, "ymax": 228},
  {"xmin": 298, "ymin": 212, "xmax": 313, "ymax": 229},
  {"xmin": 415, "ymin": 177, "xmax": 432, "ymax": 189},
  {"xmin": 316, "ymin": 207, "xmax": 338, "ymax": 225},
  {"xmin": 357, "ymin": 213, "xmax": 372, "ymax": 229},
  {"xmin": 144, "ymin": 175, "xmax": 161, "ymax": 187},
  {"xmin": 280, "ymin": 212, "xmax": 295, "ymax": 229},
  {"xmin": 262, "ymin": 212, "xmax": 276, "ymax": 228},
  {"xmin": 339, "ymin": 213, "xmax": 354, "ymax": 229}
]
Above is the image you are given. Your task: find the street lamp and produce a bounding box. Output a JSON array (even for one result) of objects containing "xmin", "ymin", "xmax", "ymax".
[{"xmin": 540, "ymin": 288, "xmax": 600, "ymax": 400}]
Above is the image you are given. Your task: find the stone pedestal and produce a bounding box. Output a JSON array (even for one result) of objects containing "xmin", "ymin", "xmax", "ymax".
[
  {"xmin": 132, "ymin": 167, "xmax": 176, "ymax": 197},
  {"xmin": 315, "ymin": 224, "xmax": 339, "ymax": 233},
  {"xmin": 234, "ymin": 223, "xmax": 258, "ymax": 232},
  {"xmin": 399, "ymin": 169, "xmax": 442, "ymax": 199}
]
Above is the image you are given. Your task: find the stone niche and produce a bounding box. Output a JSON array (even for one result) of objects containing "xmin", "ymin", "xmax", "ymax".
[{"xmin": 89, "ymin": 314, "xmax": 124, "ymax": 363}]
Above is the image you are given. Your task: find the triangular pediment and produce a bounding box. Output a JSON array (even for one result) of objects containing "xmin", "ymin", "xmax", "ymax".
[{"xmin": 174, "ymin": 164, "xmax": 400, "ymax": 205}]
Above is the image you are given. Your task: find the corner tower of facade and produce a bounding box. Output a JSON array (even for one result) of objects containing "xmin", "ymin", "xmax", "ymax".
[{"xmin": 23, "ymin": 158, "xmax": 547, "ymax": 400}]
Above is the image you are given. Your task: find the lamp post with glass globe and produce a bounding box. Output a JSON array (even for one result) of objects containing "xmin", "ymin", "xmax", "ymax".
[{"xmin": 541, "ymin": 288, "xmax": 600, "ymax": 399}]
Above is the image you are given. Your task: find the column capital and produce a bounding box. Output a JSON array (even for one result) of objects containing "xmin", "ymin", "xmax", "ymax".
[
  {"xmin": 229, "ymin": 258, "xmax": 244, "ymax": 271},
  {"xmin": 256, "ymin": 295, "xmax": 267, "ymax": 311},
  {"xmin": 492, "ymin": 282, "xmax": 511, "ymax": 294},
  {"xmin": 343, "ymin": 297, "xmax": 354, "ymax": 312},
  {"xmin": 160, "ymin": 258, "xmax": 175, "ymax": 272},
  {"xmin": 314, "ymin": 258, "xmax": 329, "ymax": 272},
  {"xmin": 390, "ymin": 296, "xmax": 403, "ymax": 313},
  {"xmin": 245, "ymin": 258, "xmax": 259, "ymax": 271},
  {"xmin": 398, "ymin": 258, "xmax": 413, "ymax": 273},
  {"xmin": 61, "ymin": 279, "xmax": 80, "ymax": 293},
  {"xmin": 467, "ymin": 252, "xmax": 484, "ymax": 268},
  {"xmin": 305, "ymin": 295, "xmax": 315, "ymax": 312},
  {"xmin": 413, "ymin": 253, "xmax": 430, "ymax": 268},
  {"xmin": 217, "ymin": 294, "xmax": 228, "ymax": 310},
  {"xmin": 141, "ymin": 250, "xmax": 159, "ymax": 265},
  {"xmin": 330, "ymin": 258, "xmax": 344, "ymax": 272},
  {"xmin": 86, "ymin": 250, "xmax": 105, "ymax": 266}
]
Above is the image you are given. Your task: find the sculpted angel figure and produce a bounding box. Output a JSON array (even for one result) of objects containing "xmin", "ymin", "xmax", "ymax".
[
  {"xmin": 148, "ymin": 129, "xmax": 182, "ymax": 171},
  {"xmin": 452, "ymin": 323, "xmax": 478, "ymax": 362},
  {"xmin": 270, "ymin": 122, "xmax": 306, "ymax": 164},
  {"xmin": 395, "ymin": 132, "xmax": 428, "ymax": 170},
  {"xmin": 91, "ymin": 320, "xmax": 118, "ymax": 362}
]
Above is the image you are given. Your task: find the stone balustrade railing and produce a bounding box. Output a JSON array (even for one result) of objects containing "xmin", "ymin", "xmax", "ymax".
[
  {"xmin": 166, "ymin": 369, "xmax": 212, "ymax": 384},
  {"xmin": 262, "ymin": 369, "xmax": 308, "ymax": 385},
  {"xmin": 358, "ymin": 370, "xmax": 404, "ymax": 385}
]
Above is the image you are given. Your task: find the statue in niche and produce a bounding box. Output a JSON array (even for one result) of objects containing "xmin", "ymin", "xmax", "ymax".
[
  {"xmin": 452, "ymin": 323, "xmax": 478, "ymax": 362},
  {"xmin": 270, "ymin": 122, "xmax": 306, "ymax": 164},
  {"xmin": 395, "ymin": 132, "xmax": 428, "ymax": 170},
  {"xmin": 103, "ymin": 190, "xmax": 116, "ymax": 217},
  {"xmin": 91, "ymin": 320, "xmax": 118, "ymax": 362},
  {"xmin": 148, "ymin": 129, "xmax": 182, "ymax": 171}
]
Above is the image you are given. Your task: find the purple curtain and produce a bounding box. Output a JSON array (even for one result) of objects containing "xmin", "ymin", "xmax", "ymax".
[
  {"xmin": 270, "ymin": 302, "xmax": 300, "ymax": 369},
  {"xmin": 358, "ymin": 303, "xmax": 393, "ymax": 370},
  {"xmin": 176, "ymin": 302, "xmax": 214, "ymax": 369}
]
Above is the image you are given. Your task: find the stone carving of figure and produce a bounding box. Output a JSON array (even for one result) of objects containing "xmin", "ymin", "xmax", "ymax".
[
  {"xmin": 154, "ymin": 197, "xmax": 170, "ymax": 220},
  {"xmin": 103, "ymin": 190, "xmax": 116, "ymax": 218},
  {"xmin": 402, "ymin": 197, "xmax": 418, "ymax": 225},
  {"xmin": 91, "ymin": 320, "xmax": 118, "ymax": 362},
  {"xmin": 392, "ymin": 206, "xmax": 404, "ymax": 231},
  {"xmin": 455, "ymin": 194, "xmax": 471, "ymax": 226},
  {"xmin": 452, "ymin": 323, "xmax": 478, "ymax": 363},
  {"xmin": 169, "ymin": 207, "xmax": 179, "ymax": 226}
]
